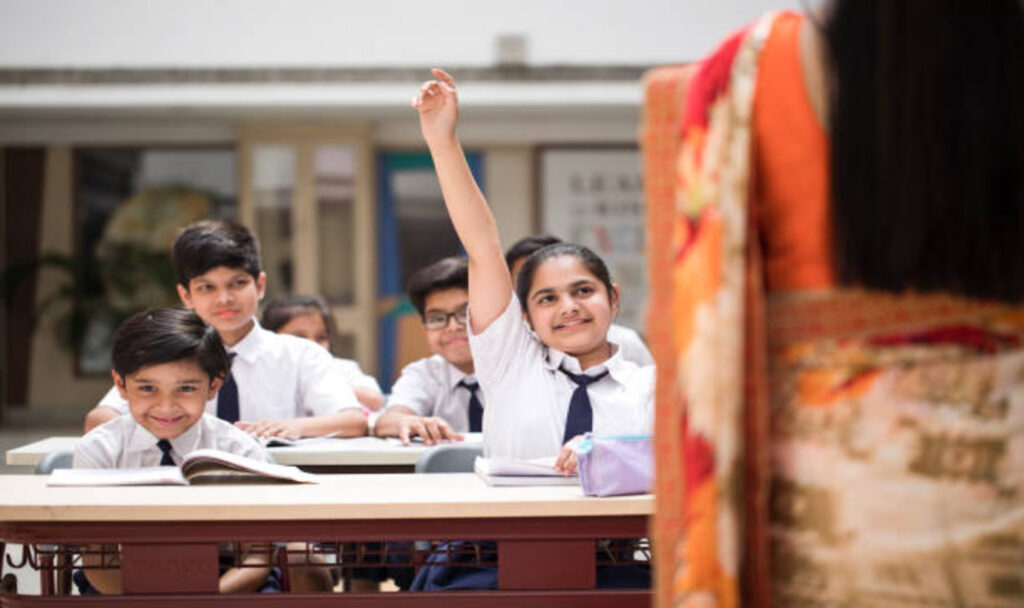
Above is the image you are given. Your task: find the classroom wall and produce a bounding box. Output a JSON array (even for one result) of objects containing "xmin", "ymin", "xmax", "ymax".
[
  {"xmin": 27, "ymin": 146, "xmax": 112, "ymax": 410},
  {"xmin": 0, "ymin": 0, "xmax": 805, "ymax": 68}
]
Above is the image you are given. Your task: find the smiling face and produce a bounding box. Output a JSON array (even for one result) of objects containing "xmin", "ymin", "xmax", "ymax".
[
  {"xmin": 422, "ymin": 287, "xmax": 474, "ymax": 373},
  {"xmin": 115, "ymin": 360, "xmax": 221, "ymax": 440},
  {"xmin": 177, "ymin": 266, "xmax": 266, "ymax": 346},
  {"xmin": 524, "ymin": 255, "xmax": 618, "ymax": 369},
  {"xmin": 277, "ymin": 311, "xmax": 331, "ymax": 351}
]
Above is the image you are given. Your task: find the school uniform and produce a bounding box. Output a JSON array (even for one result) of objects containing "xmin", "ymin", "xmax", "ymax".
[
  {"xmin": 96, "ymin": 320, "xmax": 362, "ymax": 421},
  {"xmin": 74, "ymin": 412, "xmax": 267, "ymax": 469},
  {"xmin": 607, "ymin": 324, "xmax": 655, "ymax": 367},
  {"xmin": 334, "ymin": 358, "xmax": 383, "ymax": 395},
  {"xmin": 385, "ymin": 354, "xmax": 482, "ymax": 432},
  {"xmin": 469, "ymin": 295, "xmax": 654, "ymax": 460},
  {"xmin": 72, "ymin": 413, "xmax": 278, "ymax": 594}
]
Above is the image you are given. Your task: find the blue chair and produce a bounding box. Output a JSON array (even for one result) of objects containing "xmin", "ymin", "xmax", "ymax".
[
  {"xmin": 414, "ymin": 444, "xmax": 482, "ymax": 474},
  {"xmin": 34, "ymin": 450, "xmax": 73, "ymax": 475}
]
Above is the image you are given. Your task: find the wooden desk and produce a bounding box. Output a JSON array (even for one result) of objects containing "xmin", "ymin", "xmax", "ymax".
[
  {"xmin": 5, "ymin": 434, "xmax": 484, "ymax": 473},
  {"xmin": 0, "ymin": 473, "xmax": 651, "ymax": 606}
]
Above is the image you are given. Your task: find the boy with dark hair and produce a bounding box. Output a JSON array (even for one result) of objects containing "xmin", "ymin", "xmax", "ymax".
[
  {"xmin": 503, "ymin": 234, "xmax": 655, "ymax": 367},
  {"xmin": 74, "ymin": 308, "xmax": 274, "ymax": 594},
  {"xmin": 374, "ymin": 256, "xmax": 479, "ymax": 445},
  {"xmin": 84, "ymin": 219, "xmax": 367, "ymax": 440}
]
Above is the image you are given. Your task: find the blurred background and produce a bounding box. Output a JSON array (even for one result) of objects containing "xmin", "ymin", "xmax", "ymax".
[{"xmin": 0, "ymin": 0, "xmax": 800, "ymax": 425}]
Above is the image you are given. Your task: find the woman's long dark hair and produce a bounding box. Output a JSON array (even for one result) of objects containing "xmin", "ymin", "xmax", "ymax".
[{"xmin": 824, "ymin": 0, "xmax": 1024, "ymax": 302}]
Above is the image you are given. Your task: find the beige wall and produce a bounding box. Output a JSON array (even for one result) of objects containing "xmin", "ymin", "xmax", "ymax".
[
  {"xmin": 484, "ymin": 146, "xmax": 535, "ymax": 248},
  {"xmin": 28, "ymin": 146, "xmax": 112, "ymax": 410}
]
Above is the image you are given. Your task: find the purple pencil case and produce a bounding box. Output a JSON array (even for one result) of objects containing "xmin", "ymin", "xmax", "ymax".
[{"xmin": 574, "ymin": 433, "xmax": 653, "ymax": 497}]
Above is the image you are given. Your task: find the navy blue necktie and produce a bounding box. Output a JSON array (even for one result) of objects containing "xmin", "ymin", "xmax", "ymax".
[
  {"xmin": 217, "ymin": 372, "xmax": 240, "ymax": 423},
  {"xmin": 156, "ymin": 439, "xmax": 175, "ymax": 466},
  {"xmin": 559, "ymin": 368, "xmax": 609, "ymax": 444},
  {"xmin": 458, "ymin": 379, "xmax": 484, "ymax": 433}
]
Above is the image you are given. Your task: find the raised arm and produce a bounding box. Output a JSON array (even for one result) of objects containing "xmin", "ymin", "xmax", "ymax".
[{"xmin": 413, "ymin": 69, "xmax": 513, "ymax": 333}]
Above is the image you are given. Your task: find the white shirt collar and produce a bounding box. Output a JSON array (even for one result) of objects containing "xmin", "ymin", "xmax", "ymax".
[
  {"xmin": 226, "ymin": 318, "xmax": 263, "ymax": 363},
  {"xmin": 125, "ymin": 415, "xmax": 202, "ymax": 462},
  {"xmin": 543, "ymin": 341, "xmax": 627, "ymax": 383}
]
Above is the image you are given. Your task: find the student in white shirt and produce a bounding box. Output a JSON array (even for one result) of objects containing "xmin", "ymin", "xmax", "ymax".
[
  {"xmin": 82, "ymin": 220, "xmax": 367, "ymax": 440},
  {"xmin": 75, "ymin": 308, "xmax": 333, "ymax": 595},
  {"xmin": 374, "ymin": 257, "xmax": 480, "ymax": 445},
  {"xmin": 74, "ymin": 308, "xmax": 274, "ymax": 594},
  {"xmin": 505, "ymin": 234, "xmax": 655, "ymax": 367},
  {"xmin": 261, "ymin": 293, "xmax": 385, "ymax": 411},
  {"xmin": 413, "ymin": 70, "xmax": 654, "ymax": 471}
]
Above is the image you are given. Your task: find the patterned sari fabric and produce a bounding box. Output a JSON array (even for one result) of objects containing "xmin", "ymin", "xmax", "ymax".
[{"xmin": 643, "ymin": 11, "xmax": 1024, "ymax": 608}]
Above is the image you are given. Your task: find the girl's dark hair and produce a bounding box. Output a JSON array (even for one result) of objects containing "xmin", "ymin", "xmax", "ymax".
[
  {"xmin": 825, "ymin": 0, "xmax": 1024, "ymax": 302},
  {"xmin": 504, "ymin": 234, "xmax": 563, "ymax": 270},
  {"xmin": 261, "ymin": 294, "xmax": 336, "ymax": 348},
  {"xmin": 111, "ymin": 308, "xmax": 231, "ymax": 381},
  {"xmin": 515, "ymin": 243, "xmax": 615, "ymax": 310}
]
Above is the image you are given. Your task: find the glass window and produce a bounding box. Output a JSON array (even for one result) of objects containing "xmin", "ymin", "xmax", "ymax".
[
  {"xmin": 75, "ymin": 147, "xmax": 236, "ymax": 374},
  {"xmin": 252, "ymin": 145, "xmax": 296, "ymax": 300},
  {"xmin": 315, "ymin": 145, "xmax": 357, "ymax": 305}
]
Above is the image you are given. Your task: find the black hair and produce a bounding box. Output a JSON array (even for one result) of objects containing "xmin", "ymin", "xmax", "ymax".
[
  {"xmin": 825, "ymin": 0, "xmax": 1024, "ymax": 302},
  {"xmin": 504, "ymin": 234, "xmax": 563, "ymax": 271},
  {"xmin": 515, "ymin": 243, "xmax": 615, "ymax": 312},
  {"xmin": 111, "ymin": 308, "xmax": 231, "ymax": 382},
  {"xmin": 406, "ymin": 256, "xmax": 469, "ymax": 317},
  {"xmin": 172, "ymin": 219, "xmax": 262, "ymax": 288},
  {"xmin": 261, "ymin": 294, "xmax": 336, "ymax": 348}
]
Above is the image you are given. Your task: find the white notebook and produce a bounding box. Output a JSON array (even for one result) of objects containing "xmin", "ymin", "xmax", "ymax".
[{"xmin": 474, "ymin": 456, "xmax": 579, "ymax": 486}]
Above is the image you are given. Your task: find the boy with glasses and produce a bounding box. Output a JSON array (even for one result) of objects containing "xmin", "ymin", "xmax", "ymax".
[{"xmin": 374, "ymin": 257, "xmax": 480, "ymax": 445}]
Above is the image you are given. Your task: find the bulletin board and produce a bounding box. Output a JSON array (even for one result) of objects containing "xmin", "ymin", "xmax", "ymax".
[{"xmin": 538, "ymin": 147, "xmax": 647, "ymax": 333}]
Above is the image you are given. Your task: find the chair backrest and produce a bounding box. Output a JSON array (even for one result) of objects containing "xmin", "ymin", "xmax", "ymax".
[
  {"xmin": 35, "ymin": 450, "xmax": 74, "ymax": 475},
  {"xmin": 415, "ymin": 443, "xmax": 482, "ymax": 474}
]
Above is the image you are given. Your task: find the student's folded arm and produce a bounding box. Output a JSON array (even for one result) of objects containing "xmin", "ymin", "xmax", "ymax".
[
  {"xmin": 372, "ymin": 405, "xmax": 418, "ymax": 437},
  {"xmin": 353, "ymin": 386, "xmax": 385, "ymax": 411},
  {"xmin": 82, "ymin": 405, "xmax": 120, "ymax": 433},
  {"xmin": 416, "ymin": 69, "xmax": 513, "ymax": 334}
]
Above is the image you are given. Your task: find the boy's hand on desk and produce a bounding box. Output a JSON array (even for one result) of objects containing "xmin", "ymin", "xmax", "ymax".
[
  {"xmin": 399, "ymin": 415, "xmax": 464, "ymax": 446},
  {"xmin": 554, "ymin": 435, "xmax": 584, "ymax": 476},
  {"xmin": 413, "ymin": 68, "xmax": 459, "ymax": 145},
  {"xmin": 235, "ymin": 418, "xmax": 303, "ymax": 439}
]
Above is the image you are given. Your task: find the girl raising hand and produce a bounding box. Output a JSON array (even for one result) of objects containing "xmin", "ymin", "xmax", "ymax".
[{"xmin": 413, "ymin": 69, "xmax": 654, "ymax": 471}]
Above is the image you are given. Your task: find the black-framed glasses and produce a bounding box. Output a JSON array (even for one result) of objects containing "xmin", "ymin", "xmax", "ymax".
[{"xmin": 423, "ymin": 306, "xmax": 468, "ymax": 330}]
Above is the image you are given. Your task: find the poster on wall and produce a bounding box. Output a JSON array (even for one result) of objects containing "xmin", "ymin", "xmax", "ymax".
[{"xmin": 539, "ymin": 147, "xmax": 646, "ymax": 335}]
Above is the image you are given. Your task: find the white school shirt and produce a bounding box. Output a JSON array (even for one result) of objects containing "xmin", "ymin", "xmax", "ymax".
[
  {"xmin": 608, "ymin": 324, "xmax": 655, "ymax": 367},
  {"xmin": 335, "ymin": 358, "xmax": 383, "ymax": 394},
  {"xmin": 73, "ymin": 412, "xmax": 267, "ymax": 469},
  {"xmin": 468, "ymin": 295, "xmax": 655, "ymax": 460},
  {"xmin": 385, "ymin": 354, "xmax": 482, "ymax": 433},
  {"xmin": 97, "ymin": 320, "xmax": 361, "ymax": 420}
]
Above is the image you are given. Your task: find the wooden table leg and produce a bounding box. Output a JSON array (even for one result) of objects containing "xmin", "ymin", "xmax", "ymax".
[
  {"xmin": 120, "ymin": 543, "xmax": 219, "ymax": 594},
  {"xmin": 498, "ymin": 539, "xmax": 595, "ymax": 590}
]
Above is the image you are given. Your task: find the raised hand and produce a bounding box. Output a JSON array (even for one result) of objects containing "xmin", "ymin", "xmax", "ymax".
[{"xmin": 412, "ymin": 68, "xmax": 459, "ymax": 146}]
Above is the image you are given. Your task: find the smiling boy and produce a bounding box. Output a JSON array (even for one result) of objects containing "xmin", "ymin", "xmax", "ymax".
[
  {"xmin": 74, "ymin": 308, "xmax": 274, "ymax": 594},
  {"xmin": 373, "ymin": 257, "xmax": 480, "ymax": 444},
  {"xmin": 83, "ymin": 220, "xmax": 366, "ymax": 439}
]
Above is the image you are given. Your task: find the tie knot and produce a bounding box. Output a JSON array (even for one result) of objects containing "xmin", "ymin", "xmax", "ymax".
[
  {"xmin": 157, "ymin": 439, "xmax": 173, "ymax": 454},
  {"xmin": 458, "ymin": 379, "xmax": 479, "ymax": 394},
  {"xmin": 560, "ymin": 368, "xmax": 609, "ymax": 387}
]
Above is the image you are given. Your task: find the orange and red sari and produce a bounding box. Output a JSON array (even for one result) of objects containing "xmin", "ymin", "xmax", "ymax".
[{"xmin": 644, "ymin": 11, "xmax": 1024, "ymax": 608}]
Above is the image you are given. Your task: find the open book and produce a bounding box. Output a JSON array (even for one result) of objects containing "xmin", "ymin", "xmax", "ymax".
[
  {"xmin": 474, "ymin": 456, "xmax": 579, "ymax": 487},
  {"xmin": 48, "ymin": 449, "xmax": 318, "ymax": 486}
]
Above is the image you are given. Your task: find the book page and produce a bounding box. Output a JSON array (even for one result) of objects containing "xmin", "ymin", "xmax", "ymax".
[
  {"xmin": 181, "ymin": 449, "xmax": 318, "ymax": 484},
  {"xmin": 48, "ymin": 467, "xmax": 188, "ymax": 487},
  {"xmin": 473, "ymin": 456, "xmax": 579, "ymax": 486}
]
